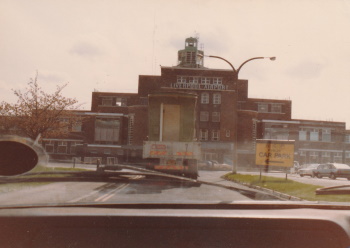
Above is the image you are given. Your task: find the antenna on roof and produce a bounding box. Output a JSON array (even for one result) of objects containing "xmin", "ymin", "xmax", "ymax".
[
  {"xmin": 151, "ymin": 11, "xmax": 157, "ymax": 75},
  {"xmin": 194, "ymin": 31, "xmax": 200, "ymax": 40}
]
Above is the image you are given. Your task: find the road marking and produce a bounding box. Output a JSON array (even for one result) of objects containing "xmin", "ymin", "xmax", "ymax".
[
  {"xmin": 68, "ymin": 183, "xmax": 119, "ymax": 203},
  {"xmin": 94, "ymin": 183, "xmax": 129, "ymax": 202},
  {"xmin": 68, "ymin": 190, "xmax": 101, "ymax": 203},
  {"xmin": 130, "ymin": 175, "xmax": 143, "ymax": 180}
]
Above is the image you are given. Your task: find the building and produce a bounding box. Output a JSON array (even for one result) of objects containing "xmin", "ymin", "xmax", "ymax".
[{"xmin": 12, "ymin": 36, "xmax": 350, "ymax": 168}]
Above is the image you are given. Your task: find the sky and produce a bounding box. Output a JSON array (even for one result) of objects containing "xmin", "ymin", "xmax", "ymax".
[{"xmin": 1, "ymin": 0, "xmax": 350, "ymax": 127}]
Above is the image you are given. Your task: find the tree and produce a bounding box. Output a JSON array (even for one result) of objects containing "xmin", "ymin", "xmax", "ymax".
[{"xmin": 0, "ymin": 72, "xmax": 81, "ymax": 140}]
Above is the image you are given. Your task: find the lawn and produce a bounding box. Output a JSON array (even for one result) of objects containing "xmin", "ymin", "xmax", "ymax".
[{"xmin": 223, "ymin": 173, "xmax": 350, "ymax": 202}]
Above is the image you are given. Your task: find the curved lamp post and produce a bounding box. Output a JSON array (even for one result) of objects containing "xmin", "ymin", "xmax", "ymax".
[{"xmin": 206, "ymin": 55, "xmax": 276, "ymax": 173}]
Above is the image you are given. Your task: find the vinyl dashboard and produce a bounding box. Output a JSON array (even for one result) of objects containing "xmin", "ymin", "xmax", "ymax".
[{"xmin": 0, "ymin": 204, "xmax": 349, "ymax": 248}]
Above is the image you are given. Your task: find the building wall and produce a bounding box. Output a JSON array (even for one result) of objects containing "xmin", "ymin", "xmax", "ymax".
[
  {"xmin": 240, "ymin": 98, "xmax": 292, "ymax": 121},
  {"xmin": 128, "ymin": 105, "xmax": 148, "ymax": 146},
  {"xmin": 259, "ymin": 119, "xmax": 347, "ymax": 166},
  {"xmin": 91, "ymin": 92, "xmax": 140, "ymax": 113}
]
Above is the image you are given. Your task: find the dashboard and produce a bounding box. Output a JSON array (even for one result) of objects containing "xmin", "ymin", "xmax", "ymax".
[{"xmin": 0, "ymin": 204, "xmax": 349, "ymax": 248}]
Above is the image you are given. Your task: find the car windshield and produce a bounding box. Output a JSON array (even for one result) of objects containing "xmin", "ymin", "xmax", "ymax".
[{"xmin": 1, "ymin": 0, "xmax": 350, "ymax": 208}]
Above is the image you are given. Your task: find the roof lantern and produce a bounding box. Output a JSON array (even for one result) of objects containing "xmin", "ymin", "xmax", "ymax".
[{"xmin": 177, "ymin": 37, "xmax": 204, "ymax": 68}]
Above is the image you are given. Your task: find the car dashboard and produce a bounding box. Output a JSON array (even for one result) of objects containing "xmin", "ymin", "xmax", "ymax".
[{"xmin": 0, "ymin": 203, "xmax": 350, "ymax": 248}]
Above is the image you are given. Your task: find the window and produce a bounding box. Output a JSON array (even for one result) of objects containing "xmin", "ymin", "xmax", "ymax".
[
  {"xmin": 140, "ymin": 97, "xmax": 148, "ymax": 105},
  {"xmin": 203, "ymin": 152, "xmax": 218, "ymax": 161},
  {"xmin": 212, "ymin": 130, "xmax": 220, "ymax": 141},
  {"xmin": 189, "ymin": 77, "xmax": 199, "ymax": 84},
  {"xmin": 271, "ymin": 104, "xmax": 282, "ymax": 113},
  {"xmin": 201, "ymin": 93, "xmax": 209, "ymax": 104},
  {"xmin": 116, "ymin": 97, "xmax": 126, "ymax": 106},
  {"xmin": 57, "ymin": 141, "xmax": 67, "ymax": 154},
  {"xmin": 95, "ymin": 118, "xmax": 120, "ymax": 143},
  {"xmin": 128, "ymin": 114, "xmax": 135, "ymax": 145},
  {"xmin": 322, "ymin": 151, "xmax": 330, "ymax": 158},
  {"xmin": 310, "ymin": 151, "xmax": 319, "ymax": 162},
  {"xmin": 213, "ymin": 93, "xmax": 221, "ymax": 104},
  {"xmin": 333, "ymin": 152, "xmax": 343, "ymax": 163},
  {"xmin": 213, "ymin": 78, "xmax": 222, "ymax": 84},
  {"xmin": 200, "ymin": 111, "xmax": 209, "ymax": 122},
  {"xmin": 258, "ymin": 103, "xmax": 268, "ymax": 113},
  {"xmin": 201, "ymin": 77, "xmax": 210, "ymax": 84},
  {"xmin": 299, "ymin": 151, "xmax": 306, "ymax": 157},
  {"xmin": 322, "ymin": 129, "xmax": 331, "ymax": 142},
  {"xmin": 199, "ymin": 129, "xmax": 208, "ymax": 141},
  {"xmin": 102, "ymin": 97, "xmax": 113, "ymax": 106},
  {"xmin": 185, "ymin": 51, "xmax": 195, "ymax": 63},
  {"xmin": 299, "ymin": 129, "xmax": 307, "ymax": 141},
  {"xmin": 346, "ymin": 135, "xmax": 350, "ymax": 143},
  {"xmin": 177, "ymin": 76, "xmax": 186, "ymax": 83},
  {"xmin": 212, "ymin": 112, "xmax": 220, "ymax": 122},
  {"xmin": 225, "ymin": 130, "xmax": 230, "ymax": 137},
  {"xmin": 321, "ymin": 151, "xmax": 330, "ymax": 163},
  {"xmin": 310, "ymin": 129, "xmax": 319, "ymax": 141},
  {"xmin": 70, "ymin": 141, "xmax": 81, "ymax": 154},
  {"xmin": 72, "ymin": 121, "xmax": 82, "ymax": 132},
  {"xmin": 45, "ymin": 140, "xmax": 55, "ymax": 153}
]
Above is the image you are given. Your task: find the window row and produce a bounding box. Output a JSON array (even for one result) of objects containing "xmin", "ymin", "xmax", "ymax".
[
  {"xmin": 200, "ymin": 111, "xmax": 220, "ymax": 122},
  {"xmin": 44, "ymin": 140, "xmax": 82, "ymax": 154},
  {"xmin": 199, "ymin": 129, "xmax": 231, "ymax": 141},
  {"xmin": 299, "ymin": 128, "xmax": 332, "ymax": 142},
  {"xmin": 199, "ymin": 129, "xmax": 220, "ymax": 141},
  {"xmin": 177, "ymin": 76, "xmax": 223, "ymax": 85},
  {"xmin": 257, "ymin": 103, "xmax": 282, "ymax": 113},
  {"xmin": 201, "ymin": 92, "xmax": 221, "ymax": 104},
  {"xmin": 100, "ymin": 97, "xmax": 127, "ymax": 107},
  {"xmin": 299, "ymin": 150, "xmax": 343, "ymax": 163}
]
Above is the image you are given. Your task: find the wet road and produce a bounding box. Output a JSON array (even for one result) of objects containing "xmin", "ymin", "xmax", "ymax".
[{"xmin": 0, "ymin": 169, "xmax": 253, "ymax": 205}]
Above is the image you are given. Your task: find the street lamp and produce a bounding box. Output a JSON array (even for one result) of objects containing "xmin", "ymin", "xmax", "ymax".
[{"xmin": 206, "ymin": 55, "xmax": 276, "ymax": 173}]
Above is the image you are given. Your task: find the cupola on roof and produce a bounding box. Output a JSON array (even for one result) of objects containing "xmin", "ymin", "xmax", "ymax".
[{"xmin": 177, "ymin": 37, "xmax": 204, "ymax": 68}]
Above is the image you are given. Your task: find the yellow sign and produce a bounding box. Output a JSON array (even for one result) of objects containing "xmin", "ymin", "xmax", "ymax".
[{"xmin": 255, "ymin": 140, "xmax": 295, "ymax": 167}]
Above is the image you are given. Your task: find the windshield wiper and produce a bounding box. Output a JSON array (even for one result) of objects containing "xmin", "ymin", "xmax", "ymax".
[
  {"xmin": 113, "ymin": 164, "xmax": 282, "ymax": 200},
  {"xmin": 315, "ymin": 185, "xmax": 350, "ymax": 195}
]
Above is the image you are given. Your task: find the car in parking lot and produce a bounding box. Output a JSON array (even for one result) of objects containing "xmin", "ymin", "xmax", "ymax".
[
  {"xmin": 314, "ymin": 163, "xmax": 350, "ymax": 180},
  {"xmin": 298, "ymin": 164, "xmax": 320, "ymax": 177}
]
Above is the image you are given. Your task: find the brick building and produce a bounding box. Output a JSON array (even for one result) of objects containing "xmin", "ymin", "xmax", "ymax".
[{"xmin": 37, "ymin": 37, "xmax": 350, "ymax": 167}]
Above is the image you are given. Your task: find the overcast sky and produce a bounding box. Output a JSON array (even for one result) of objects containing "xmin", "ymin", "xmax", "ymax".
[{"xmin": 1, "ymin": 0, "xmax": 350, "ymax": 127}]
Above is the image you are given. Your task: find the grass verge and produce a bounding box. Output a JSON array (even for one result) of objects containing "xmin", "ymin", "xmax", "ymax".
[
  {"xmin": 0, "ymin": 166, "xmax": 89, "ymax": 193},
  {"xmin": 223, "ymin": 173, "xmax": 350, "ymax": 202}
]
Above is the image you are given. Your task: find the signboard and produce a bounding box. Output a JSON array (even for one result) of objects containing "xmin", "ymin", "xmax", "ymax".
[
  {"xmin": 255, "ymin": 139, "xmax": 295, "ymax": 168},
  {"xmin": 170, "ymin": 83, "xmax": 229, "ymax": 91},
  {"xmin": 143, "ymin": 141, "xmax": 201, "ymax": 160}
]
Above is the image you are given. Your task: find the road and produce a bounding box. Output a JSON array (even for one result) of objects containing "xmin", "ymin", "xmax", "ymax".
[
  {"xmin": 2, "ymin": 161, "xmax": 347, "ymax": 206},
  {"xmin": 0, "ymin": 166, "xmax": 256, "ymax": 206}
]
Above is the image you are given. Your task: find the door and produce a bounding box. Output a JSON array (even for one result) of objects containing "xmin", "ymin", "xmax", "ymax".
[{"xmin": 162, "ymin": 104, "xmax": 180, "ymax": 141}]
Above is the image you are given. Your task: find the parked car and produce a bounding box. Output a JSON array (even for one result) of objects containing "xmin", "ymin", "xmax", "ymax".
[
  {"xmin": 298, "ymin": 164, "xmax": 320, "ymax": 177},
  {"xmin": 314, "ymin": 163, "xmax": 350, "ymax": 180}
]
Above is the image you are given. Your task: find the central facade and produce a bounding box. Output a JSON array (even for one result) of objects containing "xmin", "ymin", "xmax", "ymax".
[{"xmin": 76, "ymin": 37, "xmax": 291, "ymax": 167}]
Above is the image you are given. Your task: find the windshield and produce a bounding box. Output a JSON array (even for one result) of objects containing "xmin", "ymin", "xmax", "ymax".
[{"xmin": 1, "ymin": 0, "xmax": 350, "ymax": 207}]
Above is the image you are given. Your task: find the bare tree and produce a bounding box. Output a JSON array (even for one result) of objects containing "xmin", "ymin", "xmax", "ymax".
[{"xmin": 0, "ymin": 72, "xmax": 81, "ymax": 140}]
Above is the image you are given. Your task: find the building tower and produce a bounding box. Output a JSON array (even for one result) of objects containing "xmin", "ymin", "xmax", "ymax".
[{"xmin": 177, "ymin": 37, "xmax": 204, "ymax": 68}]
